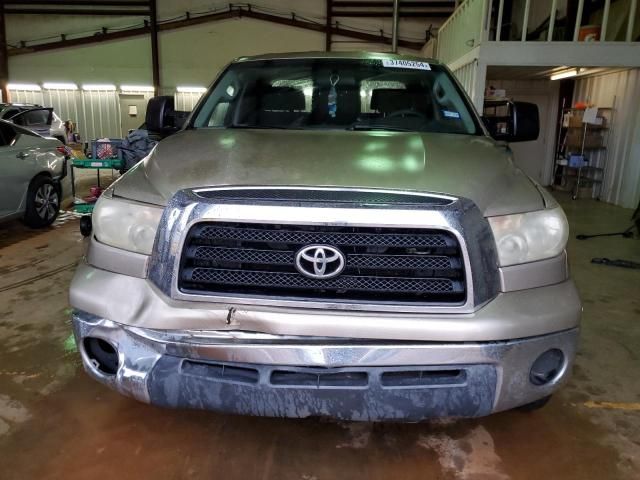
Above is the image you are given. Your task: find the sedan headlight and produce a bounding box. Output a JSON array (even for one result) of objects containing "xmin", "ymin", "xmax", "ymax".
[
  {"xmin": 92, "ymin": 193, "xmax": 164, "ymax": 255},
  {"xmin": 488, "ymin": 207, "xmax": 569, "ymax": 267}
]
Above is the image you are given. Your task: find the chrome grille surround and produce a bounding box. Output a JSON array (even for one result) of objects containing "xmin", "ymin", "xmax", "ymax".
[{"xmin": 147, "ymin": 186, "xmax": 500, "ymax": 314}]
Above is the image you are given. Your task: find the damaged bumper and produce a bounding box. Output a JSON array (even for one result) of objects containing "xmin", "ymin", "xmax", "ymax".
[{"xmin": 72, "ymin": 310, "xmax": 579, "ymax": 421}]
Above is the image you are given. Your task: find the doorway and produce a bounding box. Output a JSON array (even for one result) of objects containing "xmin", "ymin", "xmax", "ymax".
[
  {"xmin": 508, "ymin": 93, "xmax": 552, "ymax": 184},
  {"xmin": 119, "ymin": 94, "xmax": 148, "ymax": 137}
]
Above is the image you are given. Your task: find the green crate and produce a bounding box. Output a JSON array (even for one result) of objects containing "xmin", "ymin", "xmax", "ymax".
[
  {"xmin": 72, "ymin": 158, "xmax": 123, "ymax": 169},
  {"xmin": 73, "ymin": 202, "xmax": 95, "ymax": 214}
]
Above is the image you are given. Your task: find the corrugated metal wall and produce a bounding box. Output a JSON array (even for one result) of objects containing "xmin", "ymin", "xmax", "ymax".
[
  {"xmin": 8, "ymin": 89, "xmax": 192, "ymax": 141},
  {"xmin": 573, "ymin": 69, "xmax": 640, "ymax": 209},
  {"xmin": 10, "ymin": 89, "xmax": 44, "ymax": 105},
  {"xmin": 175, "ymin": 92, "xmax": 204, "ymax": 111},
  {"xmin": 10, "ymin": 88, "xmax": 121, "ymax": 140}
]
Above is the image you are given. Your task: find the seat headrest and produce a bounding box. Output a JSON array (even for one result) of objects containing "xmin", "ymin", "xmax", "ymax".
[{"xmin": 261, "ymin": 86, "xmax": 305, "ymax": 111}]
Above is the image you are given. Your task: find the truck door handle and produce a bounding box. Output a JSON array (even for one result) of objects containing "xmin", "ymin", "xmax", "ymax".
[{"xmin": 16, "ymin": 152, "xmax": 30, "ymax": 159}]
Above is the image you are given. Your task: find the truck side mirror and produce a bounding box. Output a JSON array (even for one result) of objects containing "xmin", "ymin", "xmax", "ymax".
[
  {"xmin": 146, "ymin": 96, "xmax": 177, "ymax": 134},
  {"xmin": 483, "ymin": 100, "xmax": 539, "ymax": 143}
]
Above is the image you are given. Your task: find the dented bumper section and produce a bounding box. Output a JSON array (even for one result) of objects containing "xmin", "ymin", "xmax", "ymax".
[{"xmin": 72, "ymin": 310, "xmax": 579, "ymax": 421}]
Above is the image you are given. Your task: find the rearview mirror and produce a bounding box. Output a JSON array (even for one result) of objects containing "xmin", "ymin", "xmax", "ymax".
[{"xmin": 482, "ymin": 100, "xmax": 539, "ymax": 142}]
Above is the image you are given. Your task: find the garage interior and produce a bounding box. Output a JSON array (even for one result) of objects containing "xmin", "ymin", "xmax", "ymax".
[{"xmin": 1, "ymin": 1, "xmax": 639, "ymax": 479}]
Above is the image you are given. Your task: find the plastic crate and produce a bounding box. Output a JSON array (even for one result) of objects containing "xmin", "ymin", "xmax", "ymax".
[
  {"xmin": 91, "ymin": 139, "xmax": 123, "ymax": 161},
  {"xmin": 568, "ymin": 154, "xmax": 587, "ymax": 168}
]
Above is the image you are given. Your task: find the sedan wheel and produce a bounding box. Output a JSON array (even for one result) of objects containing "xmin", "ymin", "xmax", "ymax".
[
  {"xmin": 34, "ymin": 183, "xmax": 59, "ymax": 221},
  {"xmin": 23, "ymin": 176, "xmax": 61, "ymax": 228}
]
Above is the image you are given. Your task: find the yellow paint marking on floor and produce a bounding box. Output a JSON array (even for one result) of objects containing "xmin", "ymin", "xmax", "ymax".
[{"xmin": 583, "ymin": 400, "xmax": 640, "ymax": 411}]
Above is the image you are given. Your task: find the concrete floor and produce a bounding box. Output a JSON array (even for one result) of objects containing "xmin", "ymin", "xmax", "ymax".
[{"xmin": 0, "ymin": 191, "xmax": 639, "ymax": 480}]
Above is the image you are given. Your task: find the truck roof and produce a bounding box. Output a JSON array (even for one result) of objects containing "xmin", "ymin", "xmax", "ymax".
[{"xmin": 234, "ymin": 51, "xmax": 439, "ymax": 65}]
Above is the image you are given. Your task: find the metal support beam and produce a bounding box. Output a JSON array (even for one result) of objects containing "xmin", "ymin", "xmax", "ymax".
[
  {"xmin": 326, "ymin": 0, "xmax": 332, "ymax": 51},
  {"xmin": 9, "ymin": 25, "xmax": 150, "ymax": 54},
  {"xmin": 333, "ymin": 1, "xmax": 454, "ymax": 6},
  {"xmin": 521, "ymin": 0, "xmax": 531, "ymax": 41},
  {"xmin": 4, "ymin": 0, "xmax": 149, "ymax": 5},
  {"xmin": 149, "ymin": 0, "xmax": 159, "ymax": 95},
  {"xmin": 547, "ymin": 0, "xmax": 557, "ymax": 41},
  {"xmin": 496, "ymin": 0, "xmax": 504, "ymax": 41},
  {"xmin": 330, "ymin": 11, "xmax": 451, "ymax": 17},
  {"xmin": 600, "ymin": 0, "xmax": 611, "ymax": 41},
  {"xmin": 391, "ymin": 0, "xmax": 400, "ymax": 52},
  {"xmin": 627, "ymin": 0, "xmax": 637, "ymax": 42},
  {"xmin": 573, "ymin": 0, "xmax": 584, "ymax": 41},
  {"xmin": 3, "ymin": 7, "xmax": 150, "ymax": 15},
  {"xmin": 7, "ymin": 5, "xmax": 426, "ymax": 57},
  {"xmin": 0, "ymin": 4, "xmax": 8, "ymax": 102}
]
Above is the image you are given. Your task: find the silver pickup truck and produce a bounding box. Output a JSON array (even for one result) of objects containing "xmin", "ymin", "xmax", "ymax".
[{"xmin": 70, "ymin": 52, "xmax": 580, "ymax": 421}]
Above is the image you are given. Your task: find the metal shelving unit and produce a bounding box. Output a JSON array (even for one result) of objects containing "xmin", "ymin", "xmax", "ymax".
[{"xmin": 553, "ymin": 105, "xmax": 614, "ymax": 200}]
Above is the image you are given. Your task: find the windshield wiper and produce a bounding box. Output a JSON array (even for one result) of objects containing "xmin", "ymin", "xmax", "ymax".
[{"xmin": 347, "ymin": 123, "xmax": 414, "ymax": 132}]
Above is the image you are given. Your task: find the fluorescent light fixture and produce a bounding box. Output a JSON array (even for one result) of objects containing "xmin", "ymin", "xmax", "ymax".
[
  {"xmin": 43, "ymin": 82, "xmax": 78, "ymax": 90},
  {"xmin": 7, "ymin": 83, "xmax": 41, "ymax": 91},
  {"xmin": 120, "ymin": 85, "xmax": 155, "ymax": 92},
  {"xmin": 82, "ymin": 84, "xmax": 117, "ymax": 91},
  {"xmin": 550, "ymin": 69, "xmax": 579, "ymax": 81},
  {"xmin": 177, "ymin": 86, "xmax": 207, "ymax": 93}
]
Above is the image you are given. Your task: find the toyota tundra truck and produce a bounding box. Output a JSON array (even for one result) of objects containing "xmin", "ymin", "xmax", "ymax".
[{"xmin": 69, "ymin": 52, "xmax": 580, "ymax": 421}]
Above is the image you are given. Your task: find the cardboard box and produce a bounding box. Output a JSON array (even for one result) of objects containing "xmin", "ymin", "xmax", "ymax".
[
  {"xmin": 566, "ymin": 130, "xmax": 604, "ymax": 150},
  {"xmin": 568, "ymin": 112, "xmax": 584, "ymax": 128}
]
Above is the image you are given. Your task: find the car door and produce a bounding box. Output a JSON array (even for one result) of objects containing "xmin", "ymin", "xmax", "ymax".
[
  {"xmin": 0, "ymin": 123, "xmax": 36, "ymax": 218},
  {"xmin": 9, "ymin": 108, "xmax": 53, "ymax": 137},
  {"xmin": 1, "ymin": 107, "xmax": 21, "ymax": 120}
]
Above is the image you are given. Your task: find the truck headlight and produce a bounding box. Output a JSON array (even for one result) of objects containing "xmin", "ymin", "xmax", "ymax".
[
  {"xmin": 92, "ymin": 194, "xmax": 163, "ymax": 255},
  {"xmin": 488, "ymin": 207, "xmax": 568, "ymax": 267}
]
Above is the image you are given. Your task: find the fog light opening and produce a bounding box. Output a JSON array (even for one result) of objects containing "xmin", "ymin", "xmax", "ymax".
[
  {"xmin": 530, "ymin": 349, "xmax": 565, "ymax": 386},
  {"xmin": 84, "ymin": 337, "xmax": 119, "ymax": 375}
]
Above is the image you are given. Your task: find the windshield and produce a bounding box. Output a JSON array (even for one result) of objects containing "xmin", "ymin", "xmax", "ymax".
[{"xmin": 191, "ymin": 58, "xmax": 481, "ymax": 135}]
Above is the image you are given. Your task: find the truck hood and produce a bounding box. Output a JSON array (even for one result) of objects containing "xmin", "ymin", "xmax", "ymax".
[{"xmin": 118, "ymin": 128, "xmax": 544, "ymax": 217}]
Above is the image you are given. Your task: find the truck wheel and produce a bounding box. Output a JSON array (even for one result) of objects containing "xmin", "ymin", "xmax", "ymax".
[
  {"xmin": 23, "ymin": 176, "xmax": 60, "ymax": 228},
  {"xmin": 518, "ymin": 395, "xmax": 552, "ymax": 412}
]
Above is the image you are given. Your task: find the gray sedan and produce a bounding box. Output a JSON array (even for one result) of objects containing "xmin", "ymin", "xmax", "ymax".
[{"xmin": 0, "ymin": 119, "xmax": 67, "ymax": 227}]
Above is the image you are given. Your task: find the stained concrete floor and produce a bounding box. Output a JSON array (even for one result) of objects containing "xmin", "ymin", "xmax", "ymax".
[{"xmin": 0, "ymin": 191, "xmax": 639, "ymax": 479}]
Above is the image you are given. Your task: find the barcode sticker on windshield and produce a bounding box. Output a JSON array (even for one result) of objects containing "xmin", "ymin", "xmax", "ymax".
[{"xmin": 382, "ymin": 59, "xmax": 431, "ymax": 70}]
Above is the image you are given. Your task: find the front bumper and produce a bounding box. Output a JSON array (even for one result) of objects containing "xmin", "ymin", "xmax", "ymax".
[{"xmin": 72, "ymin": 310, "xmax": 579, "ymax": 421}]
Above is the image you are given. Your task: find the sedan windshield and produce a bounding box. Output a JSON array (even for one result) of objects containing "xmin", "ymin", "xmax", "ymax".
[{"xmin": 191, "ymin": 58, "xmax": 481, "ymax": 135}]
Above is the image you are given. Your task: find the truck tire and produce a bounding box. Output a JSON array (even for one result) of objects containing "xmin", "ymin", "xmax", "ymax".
[{"xmin": 23, "ymin": 176, "xmax": 60, "ymax": 228}]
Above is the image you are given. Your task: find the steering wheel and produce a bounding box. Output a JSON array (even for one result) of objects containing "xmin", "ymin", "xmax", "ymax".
[{"xmin": 386, "ymin": 109, "xmax": 427, "ymax": 120}]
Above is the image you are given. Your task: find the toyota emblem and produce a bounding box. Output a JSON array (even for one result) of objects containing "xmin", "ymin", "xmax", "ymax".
[{"xmin": 295, "ymin": 245, "xmax": 346, "ymax": 279}]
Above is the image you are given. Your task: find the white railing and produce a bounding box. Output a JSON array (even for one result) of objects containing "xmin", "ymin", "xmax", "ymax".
[
  {"xmin": 436, "ymin": 0, "xmax": 488, "ymax": 65},
  {"xmin": 437, "ymin": 0, "xmax": 639, "ymax": 64}
]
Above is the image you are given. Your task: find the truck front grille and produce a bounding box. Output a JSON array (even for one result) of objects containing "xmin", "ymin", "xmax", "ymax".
[{"xmin": 178, "ymin": 223, "xmax": 466, "ymax": 304}]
